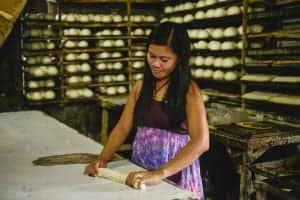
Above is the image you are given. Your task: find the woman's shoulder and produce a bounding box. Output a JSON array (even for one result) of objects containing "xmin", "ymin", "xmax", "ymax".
[
  {"xmin": 131, "ymin": 80, "xmax": 143, "ymax": 100},
  {"xmin": 132, "ymin": 80, "xmax": 143, "ymax": 93},
  {"xmin": 186, "ymin": 80, "xmax": 202, "ymax": 101}
]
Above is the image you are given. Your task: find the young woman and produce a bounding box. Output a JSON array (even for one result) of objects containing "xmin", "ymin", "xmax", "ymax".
[{"xmin": 84, "ymin": 22, "xmax": 209, "ymax": 200}]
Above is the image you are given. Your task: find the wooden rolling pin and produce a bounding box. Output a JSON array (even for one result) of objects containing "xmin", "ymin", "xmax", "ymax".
[{"xmin": 97, "ymin": 168, "xmax": 146, "ymax": 190}]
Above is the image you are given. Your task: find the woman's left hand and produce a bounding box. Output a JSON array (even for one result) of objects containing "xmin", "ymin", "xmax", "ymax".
[{"xmin": 126, "ymin": 170, "xmax": 164, "ymax": 189}]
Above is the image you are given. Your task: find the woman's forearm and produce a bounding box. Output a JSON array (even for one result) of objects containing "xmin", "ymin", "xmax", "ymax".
[
  {"xmin": 99, "ymin": 123, "xmax": 131, "ymax": 162},
  {"xmin": 159, "ymin": 139, "xmax": 209, "ymax": 179},
  {"xmin": 98, "ymin": 82, "xmax": 140, "ymax": 162}
]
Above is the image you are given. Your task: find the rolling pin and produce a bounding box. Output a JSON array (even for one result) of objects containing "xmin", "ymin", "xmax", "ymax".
[{"xmin": 97, "ymin": 168, "xmax": 146, "ymax": 190}]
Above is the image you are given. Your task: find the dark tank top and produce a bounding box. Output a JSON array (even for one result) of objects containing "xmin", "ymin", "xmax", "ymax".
[{"xmin": 136, "ymin": 99, "xmax": 188, "ymax": 135}]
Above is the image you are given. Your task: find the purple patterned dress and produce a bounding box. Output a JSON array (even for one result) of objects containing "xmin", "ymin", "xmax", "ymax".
[{"xmin": 131, "ymin": 100, "xmax": 204, "ymax": 200}]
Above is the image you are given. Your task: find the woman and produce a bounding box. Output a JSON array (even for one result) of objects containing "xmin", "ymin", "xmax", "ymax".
[{"xmin": 84, "ymin": 22, "xmax": 209, "ymax": 199}]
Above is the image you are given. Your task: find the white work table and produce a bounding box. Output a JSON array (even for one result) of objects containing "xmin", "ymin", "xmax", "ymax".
[{"xmin": 0, "ymin": 111, "xmax": 197, "ymax": 200}]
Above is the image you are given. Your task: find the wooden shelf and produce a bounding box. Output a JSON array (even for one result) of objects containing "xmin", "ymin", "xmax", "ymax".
[
  {"xmin": 61, "ymin": 0, "xmax": 161, "ymax": 3},
  {"xmin": 62, "ymin": 35, "xmax": 131, "ymax": 40},
  {"xmin": 21, "ymin": 0, "xmax": 160, "ymax": 105},
  {"xmin": 62, "ymin": 47, "xmax": 129, "ymax": 53},
  {"xmin": 24, "ymin": 21, "xmax": 61, "ymax": 26},
  {"xmin": 61, "ymin": 0, "xmax": 128, "ymax": 3},
  {"xmin": 248, "ymin": 29, "xmax": 300, "ymax": 38},
  {"xmin": 61, "ymin": 22, "xmax": 128, "ymax": 28},
  {"xmin": 163, "ymin": 0, "xmax": 241, "ymax": 15}
]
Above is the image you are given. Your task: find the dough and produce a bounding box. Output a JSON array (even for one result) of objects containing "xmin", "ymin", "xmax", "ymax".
[{"xmin": 97, "ymin": 168, "xmax": 146, "ymax": 190}]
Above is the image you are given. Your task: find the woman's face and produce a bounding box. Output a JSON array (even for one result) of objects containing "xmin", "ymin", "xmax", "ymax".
[{"xmin": 147, "ymin": 44, "xmax": 178, "ymax": 80}]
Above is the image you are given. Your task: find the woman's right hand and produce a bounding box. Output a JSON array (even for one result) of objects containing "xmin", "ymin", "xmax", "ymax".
[{"xmin": 84, "ymin": 157, "xmax": 107, "ymax": 177}]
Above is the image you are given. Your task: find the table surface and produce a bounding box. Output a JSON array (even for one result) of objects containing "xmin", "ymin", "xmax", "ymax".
[
  {"xmin": 210, "ymin": 121, "xmax": 300, "ymax": 152},
  {"xmin": 0, "ymin": 110, "xmax": 197, "ymax": 200}
]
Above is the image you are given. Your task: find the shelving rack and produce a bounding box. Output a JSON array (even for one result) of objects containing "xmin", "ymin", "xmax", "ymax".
[
  {"xmin": 241, "ymin": 0, "xmax": 300, "ymax": 119},
  {"xmin": 161, "ymin": 0, "xmax": 244, "ymax": 107},
  {"xmin": 160, "ymin": 0, "xmax": 300, "ymax": 120},
  {"xmin": 21, "ymin": 0, "xmax": 161, "ymax": 105},
  {"xmin": 21, "ymin": 0, "xmax": 300, "ymax": 120}
]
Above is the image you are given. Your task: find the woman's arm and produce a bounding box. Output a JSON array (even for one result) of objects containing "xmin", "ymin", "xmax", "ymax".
[
  {"xmin": 84, "ymin": 81, "xmax": 142, "ymax": 176},
  {"xmin": 158, "ymin": 80, "xmax": 210, "ymax": 178},
  {"xmin": 99, "ymin": 80, "xmax": 142, "ymax": 162}
]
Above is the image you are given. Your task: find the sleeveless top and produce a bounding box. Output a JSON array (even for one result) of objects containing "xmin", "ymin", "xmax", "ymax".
[{"xmin": 135, "ymin": 99, "xmax": 187, "ymax": 134}]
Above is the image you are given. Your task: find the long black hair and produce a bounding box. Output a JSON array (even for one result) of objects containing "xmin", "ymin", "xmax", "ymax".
[{"xmin": 134, "ymin": 22, "xmax": 191, "ymax": 131}]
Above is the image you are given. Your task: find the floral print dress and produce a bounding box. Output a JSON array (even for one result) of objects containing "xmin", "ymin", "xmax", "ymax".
[{"xmin": 131, "ymin": 100, "xmax": 204, "ymax": 200}]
